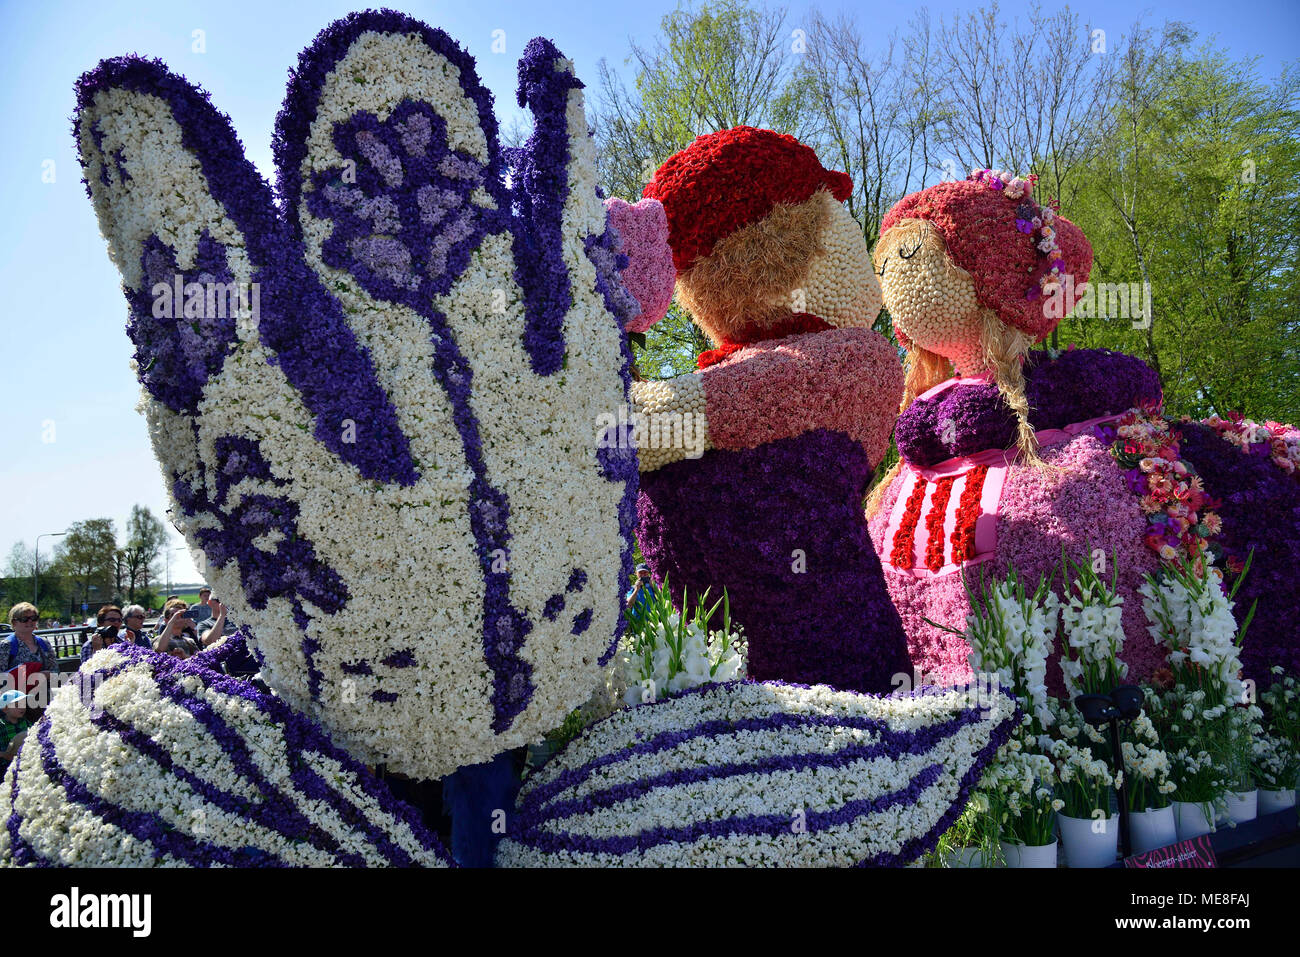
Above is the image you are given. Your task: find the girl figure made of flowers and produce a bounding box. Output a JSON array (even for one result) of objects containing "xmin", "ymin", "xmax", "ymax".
[
  {"xmin": 632, "ymin": 126, "xmax": 913, "ymax": 694},
  {"xmin": 865, "ymin": 170, "xmax": 1300, "ymax": 688},
  {"xmin": 864, "ymin": 171, "xmax": 1168, "ymax": 689}
]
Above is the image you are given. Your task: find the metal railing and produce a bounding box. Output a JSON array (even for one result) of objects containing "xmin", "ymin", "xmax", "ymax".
[{"xmin": 32, "ymin": 626, "xmax": 93, "ymax": 673}]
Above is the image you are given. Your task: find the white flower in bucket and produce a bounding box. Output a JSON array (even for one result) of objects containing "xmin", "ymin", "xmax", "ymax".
[{"xmin": 617, "ymin": 576, "xmax": 747, "ymax": 702}]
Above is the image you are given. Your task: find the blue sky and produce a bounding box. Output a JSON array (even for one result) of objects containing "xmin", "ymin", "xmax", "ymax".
[{"xmin": 1, "ymin": 0, "xmax": 1296, "ymax": 585}]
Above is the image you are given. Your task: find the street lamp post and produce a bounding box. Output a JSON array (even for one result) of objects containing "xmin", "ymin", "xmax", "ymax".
[{"xmin": 34, "ymin": 530, "xmax": 68, "ymax": 606}]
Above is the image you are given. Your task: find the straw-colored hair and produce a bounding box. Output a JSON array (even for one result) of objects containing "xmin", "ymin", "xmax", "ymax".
[{"xmin": 676, "ymin": 190, "xmax": 831, "ymax": 346}]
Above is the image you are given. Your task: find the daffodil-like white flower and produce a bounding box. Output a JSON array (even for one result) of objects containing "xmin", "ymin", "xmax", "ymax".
[
  {"xmin": 72, "ymin": 11, "xmax": 640, "ymax": 779},
  {"xmin": 498, "ymin": 680, "xmax": 1019, "ymax": 866}
]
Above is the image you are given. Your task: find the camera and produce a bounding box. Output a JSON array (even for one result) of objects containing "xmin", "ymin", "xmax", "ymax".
[{"xmin": 96, "ymin": 625, "xmax": 118, "ymax": 639}]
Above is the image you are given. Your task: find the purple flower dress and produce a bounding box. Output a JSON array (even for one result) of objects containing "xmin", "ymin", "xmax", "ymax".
[{"xmin": 638, "ymin": 427, "xmax": 912, "ymax": 694}]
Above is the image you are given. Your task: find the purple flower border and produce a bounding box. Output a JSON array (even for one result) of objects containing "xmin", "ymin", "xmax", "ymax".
[
  {"xmin": 6, "ymin": 644, "xmax": 452, "ymax": 867},
  {"xmin": 74, "ymin": 54, "xmax": 418, "ymax": 487}
]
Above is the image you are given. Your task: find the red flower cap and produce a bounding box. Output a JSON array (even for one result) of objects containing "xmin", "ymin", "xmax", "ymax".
[
  {"xmin": 880, "ymin": 180, "xmax": 1093, "ymax": 343},
  {"xmin": 643, "ymin": 126, "xmax": 853, "ymax": 274}
]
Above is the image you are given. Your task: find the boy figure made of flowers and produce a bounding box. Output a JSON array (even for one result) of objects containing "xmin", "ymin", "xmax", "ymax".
[
  {"xmin": 633, "ymin": 127, "xmax": 912, "ymax": 694},
  {"xmin": 864, "ymin": 170, "xmax": 1300, "ymax": 689}
]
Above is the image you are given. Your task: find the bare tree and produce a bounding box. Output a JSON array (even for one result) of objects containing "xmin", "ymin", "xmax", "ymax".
[{"xmin": 591, "ymin": 0, "xmax": 812, "ymax": 200}]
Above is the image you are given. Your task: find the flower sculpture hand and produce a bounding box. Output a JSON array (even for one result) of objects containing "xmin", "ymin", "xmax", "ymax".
[{"xmin": 72, "ymin": 11, "xmax": 638, "ymax": 780}]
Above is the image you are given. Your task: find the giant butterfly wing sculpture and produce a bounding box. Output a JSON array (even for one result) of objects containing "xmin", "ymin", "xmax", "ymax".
[{"xmin": 68, "ymin": 12, "xmax": 637, "ymax": 781}]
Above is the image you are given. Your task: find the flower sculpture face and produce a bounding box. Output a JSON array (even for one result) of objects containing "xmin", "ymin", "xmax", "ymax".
[
  {"xmin": 73, "ymin": 12, "xmax": 638, "ymax": 780},
  {"xmin": 802, "ymin": 193, "xmax": 883, "ymax": 329},
  {"xmin": 875, "ymin": 173, "xmax": 1093, "ymax": 376},
  {"xmin": 873, "ymin": 218, "xmax": 983, "ymax": 373}
]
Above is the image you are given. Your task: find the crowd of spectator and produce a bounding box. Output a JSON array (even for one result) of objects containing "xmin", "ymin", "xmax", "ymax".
[{"xmin": 1, "ymin": 587, "xmax": 256, "ymax": 774}]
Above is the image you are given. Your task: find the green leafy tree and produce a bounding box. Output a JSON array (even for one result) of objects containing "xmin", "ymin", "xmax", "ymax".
[
  {"xmin": 3, "ymin": 540, "xmax": 66, "ymax": 615},
  {"xmin": 1062, "ymin": 37, "xmax": 1300, "ymax": 420},
  {"xmin": 121, "ymin": 505, "xmax": 168, "ymax": 603},
  {"xmin": 51, "ymin": 519, "xmax": 118, "ymax": 616}
]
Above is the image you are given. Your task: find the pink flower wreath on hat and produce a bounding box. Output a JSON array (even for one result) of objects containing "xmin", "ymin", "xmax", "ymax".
[{"xmin": 881, "ymin": 171, "xmax": 1091, "ymax": 343}]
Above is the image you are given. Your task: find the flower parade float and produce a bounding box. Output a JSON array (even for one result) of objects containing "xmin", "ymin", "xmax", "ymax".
[
  {"xmin": 633, "ymin": 127, "xmax": 913, "ymax": 695},
  {"xmin": 864, "ymin": 170, "xmax": 1300, "ymax": 691},
  {"xmin": 0, "ymin": 12, "xmax": 1020, "ymax": 868}
]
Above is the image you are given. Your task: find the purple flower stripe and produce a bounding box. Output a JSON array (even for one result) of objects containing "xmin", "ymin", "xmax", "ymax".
[
  {"xmin": 584, "ymin": 227, "xmax": 640, "ymax": 329},
  {"xmin": 37, "ymin": 719, "xmax": 287, "ymax": 867},
  {"xmin": 71, "ymin": 670, "xmax": 363, "ymax": 866},
  {"xmin": 542, "ymin": 594, "xmax": 565, "ymax": 621},
  {"xmin": 570, "ymin": 608, "xmax": 593, "ymax": 635},
  {"xmin": 74, "ymin": 55, "xmax": 418, "ymax": 486},
  {"xmin": 856, "ymin": 701, "xmax": 1018, "ymax": 866},
  {"xmin": 638, "ymin": 429, "xmax": 911, "ymax": 692},
  {"xmin": 115, "ymin": 645, "xmax": 446, "ymax": 865},
  {"xmin": 520, "ymin": 706, "xmax": 988, "ymax": 827},
  {"xmin": 512, "ymin": 761, "xmax": 945, "ymax": 858},
  {"xmin": 140, "ymin": 662, "xmax": 379, "ymax": 863},
  {"xmin": 597, "ymin": 424, "xmax": 639, "ymax": 667},
  {"xmin": 520, "ymin": 711, "xmax": 891, "ymax": 815},
  {"xmin": 510, "ymin": 37, "xmax": 585, "ymax": 376},
  {"xmin": 212, "ymin": 435, "xmax": 284, "ymax": 505},
  {"xmin": 520, "ymin": 679, "xmax": 1003, "ymax": 816},
  {"xmin": 4, "ymin": 748, "xmax": 46, "ymax": 867}
]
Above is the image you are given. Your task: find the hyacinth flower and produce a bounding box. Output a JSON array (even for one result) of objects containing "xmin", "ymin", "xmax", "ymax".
[
  {"xmin": 4, "ymin": 12, "xmax": 1020, "ymax": 869},
  {"xmin": 631, "ymin": 126, "xmax": 913, "ymax": 695},
  {"xmin": 66, "ymin": 11, "xmax": 646, "ymax": 782}
]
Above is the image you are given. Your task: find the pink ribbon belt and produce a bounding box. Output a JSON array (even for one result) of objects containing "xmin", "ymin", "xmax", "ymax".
[{"xmin": 882, "ymin": 409, "xmax": 1128, "ymax": 578}]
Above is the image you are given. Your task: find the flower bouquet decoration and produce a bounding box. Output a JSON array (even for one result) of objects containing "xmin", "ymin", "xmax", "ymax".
[
  {"xmin": 616, "ymin": 579, "xmax": 746, "ymax": 705},
  {"xmin": 1046, "ymin": 553, "xmax": 1131, "ymax": 865},
  {"xmin": 1255, "ymin": 668, "xmax": 1299, "ymax": 812},
  {"xmin": 1044, "ymin": 706, "xmax": 1120, "ymax": 867},
  {"xmin": 1141, "ymin": 557, "xmax": 1258, "ymax": 837},
  {"xmin": 1119, "ymin": 702, "xmax": 1178, "ymax": 852},
  {"xmin": 938, "ymin": 565, "xmax": 1060, "ymax": 865},
  {"xmin": 1058, "ymin": 550, "xmax": 1128, "ymax": 699},
  {"xmin": 981, "ymin": 747, "xmax": 1061, "ymax": 867}
]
